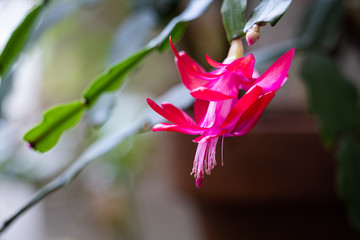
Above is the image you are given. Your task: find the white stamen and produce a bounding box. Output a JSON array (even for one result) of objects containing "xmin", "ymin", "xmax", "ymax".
[{"xmin": 191, "ymin": 138, "xmax": 220, "ymax": 179}]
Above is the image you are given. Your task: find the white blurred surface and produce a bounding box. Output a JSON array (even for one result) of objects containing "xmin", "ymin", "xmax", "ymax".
[
  {"xmin": 0, "ymin": 0, "xmax": 35, "ymax": 52},
  {"xmin": 0, "ymin": 177, "xmax": 45, "ymax": 240}
]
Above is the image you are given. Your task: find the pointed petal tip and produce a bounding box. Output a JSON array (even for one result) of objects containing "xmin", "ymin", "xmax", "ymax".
[
  {"xmin": 205, "ymin": 54, "xmax": 226, "ymax": 68},
  {"xmin": 152, "ymin": 124, "xmax": 162, "ymax": 132},
  {"xmin": 146, "ymin": 98, "xmax": 158, "ymax": 111},
  {"xmin": 169, "ymin": 36, "xmax": 181, "ymax": 59},
  {"xmin": 146, "ymin": 98, "xmax": 158, "ymax": 106},
  {"xmin": 284, "ymin": 48, "xmax": 296, "ymax": 58}
]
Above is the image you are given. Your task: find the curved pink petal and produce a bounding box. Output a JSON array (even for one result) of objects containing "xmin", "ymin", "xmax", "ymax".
[
  {"xmin": 252, "ymin": 68, "xmax": 260, "ymax": 78},
  {"xmin": 174, "ymin": 51, "xmax": 221, "ymax": 79},
  {"xmin": 253, "ymin": 48, "xmax": 295, "ymax": 93},
  {"xmin": 190, "ymin": 71, "xmax": 241, "ymax": 101},
  {"xmin": 197, "ymin": 101, "xmax": 217, "ymax": 128},
  {"xmin": 191, "ymin": 87, "xmax": 235, "ymax": 101},
  {"xmin": 226, "ymin": 54, "xmax": 255, "ymax": 79},
  {"xmin": 232, "ymin": 91, "xmax": 275, "ymax": 136},
  {"xmin": 194, "ymin": 99, "xmax": 210, "ymax": 124},
  {"xmin": 160, "ymin": 102, "xmax": 196, "ymax": 125},
  {"xmin": 194, "ymin": 100, "xmax": 236, "ymax": 129},
  {"xmin": 192, "ymin": 127, "xmax": 227, "ymax": 143},
  {"xmin": 220, "ymin": 86, "xmax": 262, "ymax": 130},
  {"xmin": 212, "ymin": 98, "xmax": 237, "ymax": 126},
  {"xmin": 180, "ymin": 51, "xmax": 207, "ymax": 73},
  {"xmin": 206, "ymin": 54, "xmax": 227, "ymax": 68},
  {"xmin": 147, "ymin": 98, "xmax": 195, "ymax": 126},
  {"xmin": 152, "ymin": 123, "xmax": 206, "ymax": 135},
  {"xmin": 175, "ymin": 52, "xmax": 209, "ymax": 90},
  {"xmin": 197, "ymin": 100, "xmax": 236, "ymax": 128},
  {"xmin": 207, "ymin": 73, "xmax": 242, "ymax": 97},
  {"xmin": 169, "ymin": 39, "xmax": 222, "ymax": 91}
]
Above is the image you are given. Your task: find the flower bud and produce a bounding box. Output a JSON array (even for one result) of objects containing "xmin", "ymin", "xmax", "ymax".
[{"xmin": 246, "ymin": 24, "xmax": 260, "ymax": 46}]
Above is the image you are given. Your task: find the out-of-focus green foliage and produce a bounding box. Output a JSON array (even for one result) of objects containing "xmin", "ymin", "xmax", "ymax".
[
  {"xmin": 299, "ymin": 0, "xmax": 360, "ymax": 228},
  {"xmin": 338, "ymin": 135, "xmax": 360, "ymax": 228},
  {"xmin": 221, "ymin": 0, "xmax": 247, "ymax": 41},
  {"xmin": 82, "ymin": 48, "xmax": 152, "ymax": 106},
  {"xmin": 296, "ymin": 0, "xmax": 343, "ymax": 51},
  {"xmin": 301, "ymin": 53, "xmax": 360, "ymax": 145},
  {"xmin": 0, "ymin": 2, "xmax": 46, "ymax": 81},
  {"xmin": 244, "ymin": 0, "xmax": 292, "ymax": 31},
  {"xmin": 148, "ymin": 0, "xmax": 213, "ymax": 50},
  {"xmin": 22, "ymin": 0, "xmax": 213, "ymax": 153}
]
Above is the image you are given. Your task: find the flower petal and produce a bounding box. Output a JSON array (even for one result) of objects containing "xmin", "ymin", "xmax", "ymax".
[
  {"xmin": 190, "ymin": 72, "xmax": 240, "ymax": 101},
  {"xmin": 253, "ymin": 48, "xmax": 295, "ymax": 93},
  {"xmin": 175, "ymin": 51, "xmax": 218, "ymax": 90},
  {"xmin": 169, "ymin": 39, "xmax": 221, "ymax": 90},
  {"xmin": 197, "ymin": 101, "xmax": 217, "ymax": 128},
  {"xmin": 213, "ymin": 98, "xmax": 237, "ymax": 126},
  {"xmin": 179, "ymin": 51, "xmax": 207, "ymax": 73},
  {"xmin": 192, "ymin": 127, "xmax": 227, "ymax": 143},
  {"xmin": 232, "ymin": 91, "xmax": 275, "ymax": 136},
  {"xmin": 220, "ymin": 86, "xmax": 262, "ymax": 130},
  {"xmin": 206, "ymin": 54, "xmax": 227, "ymax": 68},
  {"xmin": 190, "ymin": 87, "xmax": 235, "ymax": 101},
  {"xmin": 226, "ymin": 54, "xmax": 255, "ymax": 79},
  {"xmin": 152, "ymin": 123, "xmax": 205, "ymax": 135},
  {"xmin": 194, "ymin": 99, "xmax": 210, "ymax": 124},
  {"xmin": 147, "ymin": 98, "xmax": 196, "ymax": 126},
  {"xmin": 206, "ymin": 73, "xmax": 243, "ymax": 98}
]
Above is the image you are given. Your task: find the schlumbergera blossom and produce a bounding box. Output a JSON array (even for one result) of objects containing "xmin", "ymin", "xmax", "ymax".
[{"xmin": 147, "ymin": 38, "xmax": 295, "ymax": 188}]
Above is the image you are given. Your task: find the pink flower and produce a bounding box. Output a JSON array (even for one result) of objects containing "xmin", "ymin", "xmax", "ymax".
[
  {"xmin": 170, "ymin": 39, "xmax": 295, "ymax": 101},
  {"xmin": 147, "ymin": 85, "xmax": 275, "ymax": 188},
  {"xmin": 147, "ymin": 40, "xmax": 295, "ymax": 188}
]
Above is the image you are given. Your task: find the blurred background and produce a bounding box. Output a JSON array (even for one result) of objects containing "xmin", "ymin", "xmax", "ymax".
[{"xmin": 0, "ymin": 0, "xmax": 360, "ymax": 239}]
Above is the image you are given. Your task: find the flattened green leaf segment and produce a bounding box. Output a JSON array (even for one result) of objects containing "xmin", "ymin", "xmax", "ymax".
[
  {"xmin": 244, "ymin": 0, "xmax": 292, "ymax": 32},
  {"xmin": 23, "ymin": 101, "xmax": 86, "ymax": 153},
  {"xmin": 301, "ymin": 53, "xmax": 360, "ymax": 144},
  {"xmin": 221, "ymin": 0, "xmax": 247, "ymax": 41},
  {"xmin": 82, "ymin": 48, "xmax": 152, "ymax": 106}
]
